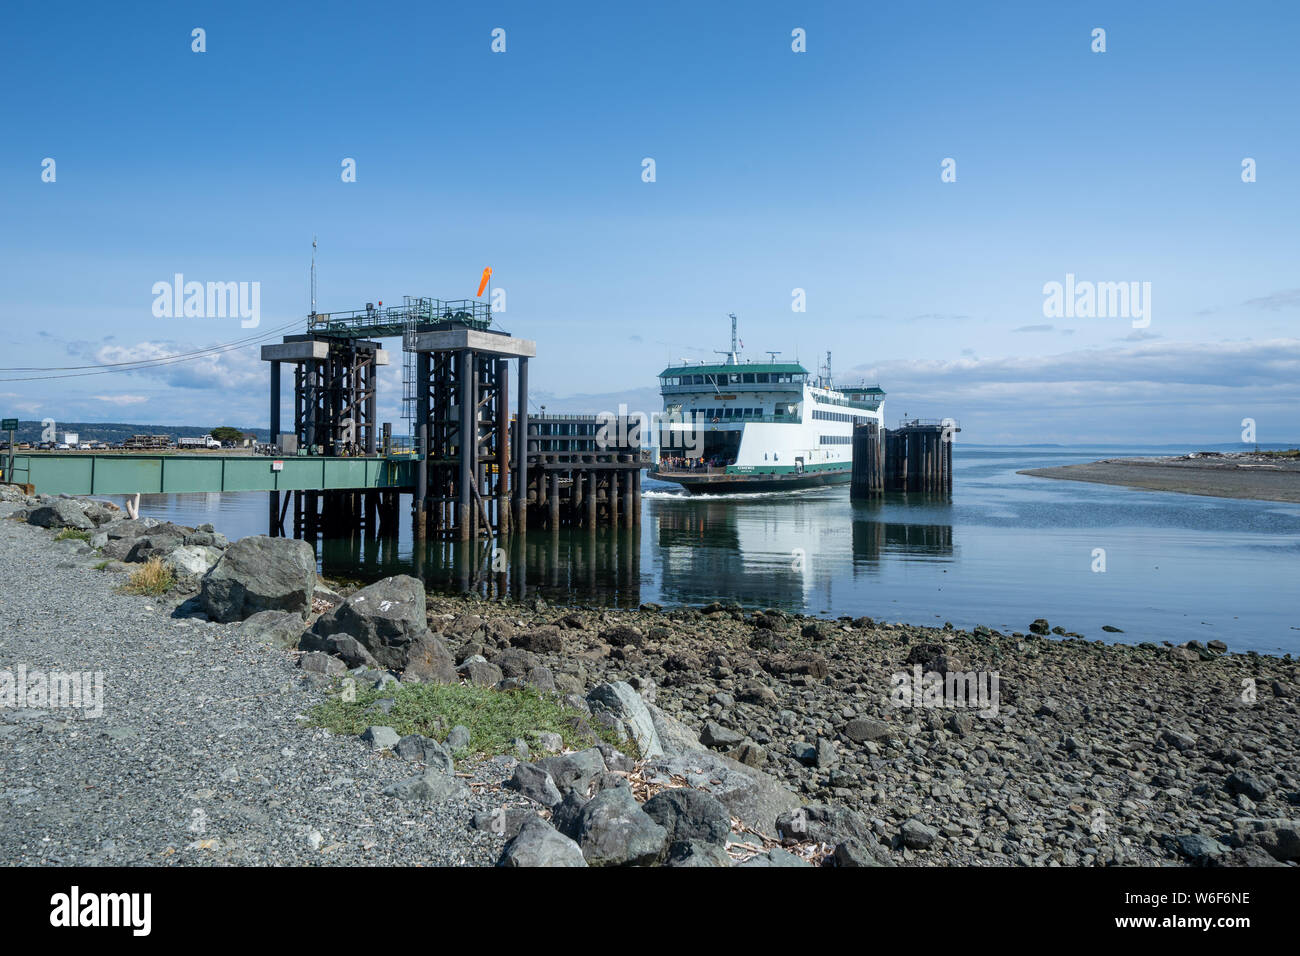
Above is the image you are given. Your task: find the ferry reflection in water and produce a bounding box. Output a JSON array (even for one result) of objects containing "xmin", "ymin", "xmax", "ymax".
[{"xmin": 650, "ymin": 492, "xmax": 955, "ymax": 611}]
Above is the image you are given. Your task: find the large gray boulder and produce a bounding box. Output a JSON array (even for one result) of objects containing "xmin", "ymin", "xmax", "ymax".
[
  {"xmin": 165, "ymin": 544, "xmax": 223, "ymax": 578},
  {"xmin": 403, "ymin": 632, "xmax": 457, "ymax": 683},
  {"xmin": 104, "ymin": 518, "xmax": 157, "ymax": 540},
  {"xmin": 641, "ymin": 749, "xmax": 799, "ymax": 838},
  {"xmin": 382, "ymin": 768, "xmax": 468, "ymax": 803},
  {"xmin": 126, "ymin": 531, "xmax": 187, "ymax": 563},
  {"xmin": 587, "ymin": 681, "xmax": 664, "ymax": 759},
  {"xmin": 238, "ymin": 609, "xmax": 308, "ymax": 649},
  {"xmin": 309, "ymin": 574, "xmax": 428, "ymax": 671},
  {"xmin": 499, "ymin": 819, "xmax": 587, "ymax": 867},
  {"xmin": 1231, "ymin": 818, "xmax": 1300, "ymax": 862},
  {"xmin": 576, "ymin": 786, "xmax": 668, "ymax": 866},
  {"xmin": 395, "ymin": 734, "xmax": 455, "ymax": 774},
  {"xmin": 645, "ymin": 702, "xmax": 702, "ymax": 756},
  {"xmin": 642, "ymin": 787, "xmax": 731, "ymax": 846},
  {"xmin": 27, "ymin": 499, "xmax": 94, "ymax": 531},
  {"xmin": 776, "ymin": 803, "xmax": 894, "ymax": 864},
  {"xmin": 535, "ymin": 748, "xmax": 607, "ymax": 799},
  {"xmin": 200, "ymin": 535, "xmax": 316, "ymax": 622},
  {"xmin": 664, "ymin": 840, "xmax": 732, "ymax": 867},
  {"xmin": 507, "ymin": 762, "xmax": 563, "ymax": 808}
]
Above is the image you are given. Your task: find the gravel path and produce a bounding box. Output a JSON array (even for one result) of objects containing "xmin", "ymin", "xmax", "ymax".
[{"xmin": 0, "ymin": 506, "xmax": 518, "ymax": 866}]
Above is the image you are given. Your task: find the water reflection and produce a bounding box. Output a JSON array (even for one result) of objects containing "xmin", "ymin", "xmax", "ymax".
[
  {"xmin": 850, "ymin": 499, "xmax": 956, "ymax": 567},
  {"xmin": 649, "ymin": 492, "xmax": 956, "ymax": 610},
  {"xmin": 317, "ymin": 528, "xmax": 644, "ymax": 608}
]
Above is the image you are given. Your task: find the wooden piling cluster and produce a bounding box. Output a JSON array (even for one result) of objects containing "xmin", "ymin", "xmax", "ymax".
[
  {"xmin": 526, "ymin": 455, "xmax": 643, "ymax": 531},
  {"xmin": 850, "ymin": 421, "xmax": 885, "ymax": 498},
  {"xmin": 851, "ymin": 419, "xmax": 957, "ymax": 498}
]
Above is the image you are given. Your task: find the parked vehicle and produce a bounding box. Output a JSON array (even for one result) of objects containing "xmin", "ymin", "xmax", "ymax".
[{"xmin": 176, "ymin": 435, "xmax": 223, "ymax": 449}]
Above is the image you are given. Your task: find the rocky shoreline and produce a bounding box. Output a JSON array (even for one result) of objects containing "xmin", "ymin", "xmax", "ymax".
[
  {"xmin": 1020, "ymin": 452, "xmax": 1300, "ymax": 503},
  {"xmin": 3, "ymin": 487, "xmax": 1298, "ymax": 867}
]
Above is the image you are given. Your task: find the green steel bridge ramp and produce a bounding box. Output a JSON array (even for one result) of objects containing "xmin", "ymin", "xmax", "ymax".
[{"xmin": 5, "ymin": 453, "xmax": 418, "ymax": 496}]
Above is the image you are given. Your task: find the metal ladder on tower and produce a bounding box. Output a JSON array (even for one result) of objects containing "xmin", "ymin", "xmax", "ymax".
[{"xmin": 400, "ymin": 296, "xmax": 419, "ymax": 442}]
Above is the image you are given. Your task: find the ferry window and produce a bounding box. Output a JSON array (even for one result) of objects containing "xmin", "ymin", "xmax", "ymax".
[
  {"xmin": 690, "ymin": 375, "xmax": 702, "ymax": 385},
  {"xmin": 730, "ymin": 374, "xmax": 741, "ymax": 384},
  {"xmin": 742, "ymin": 373, "xmax": 754, "ymax": 383},
  {"xmin": 756, "ymin": 373, "xmax": 769, "ymax": 383}
]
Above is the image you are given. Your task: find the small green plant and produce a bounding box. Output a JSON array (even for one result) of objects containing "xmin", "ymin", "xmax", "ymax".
[
  {"xmin": 54, "ymin": 528, "xmax": 90, "ymax": 541},
  {"xmin": 307, "ymin": 682, "xmax": 629, "ymax": 762},
  {"xmin": 93, "ymin": 560, "xmax": 111, "ymax": 571},
  {"xmin": 123, "ymin": 556, "xmax": 173, "ymax": 596}
]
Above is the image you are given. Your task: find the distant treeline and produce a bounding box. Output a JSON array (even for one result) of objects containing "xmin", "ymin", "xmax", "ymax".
[{"xmin": 1, "ymin": 421, "xmax": 269, "ymax": 444}]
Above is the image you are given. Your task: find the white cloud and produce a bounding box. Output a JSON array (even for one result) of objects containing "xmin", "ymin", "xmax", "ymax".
[{"xmin": 89, "ymin": 394, "xmax": 149, "ymax": 406}]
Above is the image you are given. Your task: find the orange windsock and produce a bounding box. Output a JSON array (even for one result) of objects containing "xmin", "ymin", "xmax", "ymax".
[{"xmin": 477, "ymin": 266, "xmax": 492, "ymax": 297}]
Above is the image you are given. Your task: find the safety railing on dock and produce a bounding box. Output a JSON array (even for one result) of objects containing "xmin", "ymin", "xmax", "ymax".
[{"xmin": 308, "ymin": 298, "xmax": 492, "ymax": 338}]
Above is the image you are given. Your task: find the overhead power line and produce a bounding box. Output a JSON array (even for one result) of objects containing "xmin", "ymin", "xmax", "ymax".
[{"xmin": 0, "ymin": 318, "xmax": 303, "ymax": 383}]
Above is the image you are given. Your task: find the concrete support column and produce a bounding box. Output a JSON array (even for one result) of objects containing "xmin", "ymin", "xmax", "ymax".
[
  {"xmin": 515, "ymin": 357, "xmax": 529, "ymax": 535},
  {"xmin": 414, "ymin": 423, "xmax": 428, "ymax": 541},
  {"xmin": 548, "ymin": 470, "xmax": 560, "ymax": 530},
  {"xmin": 586, "ymin": 469, "xmax": 597, "ymax": 528},
  {"xmin": 457, "ymin": 349, "xmax": 473, "ymax": 542},
  {"xmin": 632, "ymin": 466, "xmax": 642, "ymax": 526},
  {"xmin": 621, "ymin": 461, "xmax": 633, "ymax": 528},
  {"xmin": 365, "ymin": 362, "xmax": 377, "ymax": 455},
  {"xmin": 269, "ymin": 360, "xmax": 281, "ymax": 535},
  {"xmin": 609, "ymin": 469, "xmax": 619, "ymax": 527},
  {"xmin": 414, "ymin": 353, "xmax": 429, "ymax": 540},
  {"xmin": 495, "ymin": 358, "xmax": 510, "ymax": 535}
]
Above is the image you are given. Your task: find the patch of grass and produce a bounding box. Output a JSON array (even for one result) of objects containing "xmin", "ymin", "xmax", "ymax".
[
  {"xmin": 54, "ymin": 527, "xmax": 91, "ymax": 541},
  {"xmin": 306, "ymin": 681, "xmax": 627, "ymax": 761},
  {"xmin": 93, "ymin": 560, "xmax": 111, "ymax": 571},
  {"xmin": 123, "ymin": 556, "xmax": 173, "ymax": 596}
]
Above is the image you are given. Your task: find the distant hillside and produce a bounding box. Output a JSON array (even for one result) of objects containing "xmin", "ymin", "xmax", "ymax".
[{"xmin": 1, "ymin": 421, "xmax": 269, "ymax": 444}]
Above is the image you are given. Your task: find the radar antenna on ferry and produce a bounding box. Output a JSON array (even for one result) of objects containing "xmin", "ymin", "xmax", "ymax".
[{"xmin": 713, "ymin": 313, "xmax": 741, "ymax": 366}]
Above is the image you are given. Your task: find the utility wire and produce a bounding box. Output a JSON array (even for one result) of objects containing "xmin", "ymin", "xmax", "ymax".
[
  {"xmin": 0, "ymin": 317, "xmax": 302, "ymax": 373},
  {"xmin": 0, "ymin": 319, "xmax": 304, "ymax": 383}
]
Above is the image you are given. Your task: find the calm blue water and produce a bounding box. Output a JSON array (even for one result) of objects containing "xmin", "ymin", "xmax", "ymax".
[{"xmin": 108, "ymin": 445, "xmax": 1300, "ymax": 656}]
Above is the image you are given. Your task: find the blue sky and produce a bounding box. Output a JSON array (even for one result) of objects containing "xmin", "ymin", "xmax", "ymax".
[{"xmin": 1, "ymin": 0, "xmax": 1298, "ymax": 443}]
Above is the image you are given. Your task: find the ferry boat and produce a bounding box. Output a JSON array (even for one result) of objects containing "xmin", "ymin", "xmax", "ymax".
[{"xmin": 651, "ymin": 316, "xmax": 885, "ymax": 494}]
